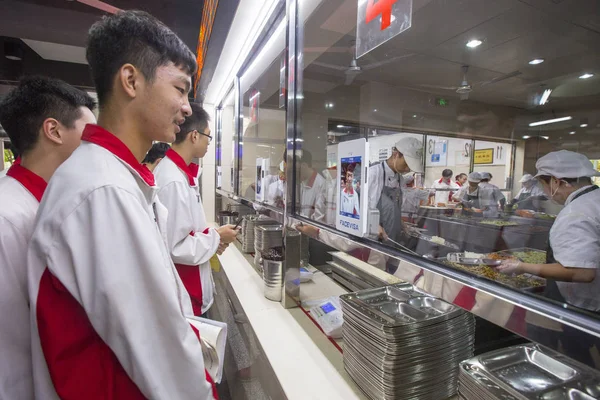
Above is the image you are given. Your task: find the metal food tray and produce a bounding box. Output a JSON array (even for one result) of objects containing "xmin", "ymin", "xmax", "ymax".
[
  {"xmin": 340, "ymin": 284, "xmax": 465, "ymax": 329},
  {"xmin": 327, "ymin": 261, "xmax": 373, "ymax": 291},
  {"xmin": 459, "ymin": 344, "xmax": 600, "ymax": 400},
  {"xmin": 496, "ymin": 247, "xmax": 547, "ymax": 259},
  {"xmin": 407, "ymin": 231, "xmax": 461, "ymax": 250}
]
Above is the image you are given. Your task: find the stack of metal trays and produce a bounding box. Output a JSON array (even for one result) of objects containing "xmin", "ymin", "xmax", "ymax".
[
  {"xmin": 240, "ymin": 215, "xmax": 278, "ymax": 253},
  {"xmin": 327, "ymin": 261, "xmax": 373, "ymax": 292},
  {"xmin": 254, "ymin": 225, "xmax": 283, "ymax": 253},
  {"xmin": 459, "ymin": 344, "xmax": 600, "ymax": 400},
  {"xmin": 340, "ymin": 284, "xmax": 476, "ymax": 400}
]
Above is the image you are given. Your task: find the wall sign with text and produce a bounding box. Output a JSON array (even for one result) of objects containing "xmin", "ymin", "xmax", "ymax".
[
  {"xmin": 474, "ymin": 149, "xmax": 494, "ymax": 165},
  {"xmin": 356, "ymin": 0, "xmax": 413, "ymax": 59}
]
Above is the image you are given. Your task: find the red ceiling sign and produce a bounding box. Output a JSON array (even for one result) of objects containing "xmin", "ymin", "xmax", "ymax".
[
  {"xmin": 356, "ymin": 0, "xmax": 413, "ymax": 59},
  {"xmin": 365, "ymin": 0, "xmax": 398, "ymax": 31}
]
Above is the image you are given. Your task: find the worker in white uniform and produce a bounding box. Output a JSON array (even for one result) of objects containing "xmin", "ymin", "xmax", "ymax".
[
  {"xmin": 508, "ymin": 173, "xmax": 546, "ymax": 210},
  {"xmin": 452, "ymin": 172, "xmax": 486, "ymax": 211},
  {"xmin": 402, "ymin": 173, "xmax": 429, "ymax": 220},
  {"xmin": 368, "ymin": 136, "xmax": 424, "ymax": 245},
  {"xmin": 155, "ymin": 104, "xmax": 238, "ymax": 316},
  {"xmin": 498, "ymin": 151, "xmax": 600, "ymax": 310},
  {"xmin": 340, "ymin": 164, "xmax": 360, "ymax": 216},
  {"xmin": 298, "ymin": 150, "xmax": 326, "ymax": 222},
  {"xmin": 429, "ymin": 168, "xmax": 459, "ymax": 205},
  {"xmin": 498, "ymin": 150, "xmax": 600, "ymax": 363},
  {"xmin": 142, "ymin": 141, "xmax": 170, "ymax": 172},
  {"xmin": 322, "ymin": 166, "xmax": 338, "ymax": 225},
  {"xmin": 0, "ymin": 76, "xmax": 96, "ymax": 400},
  {"xmin": 26, "ymin": 11, "xmax": 218, "ymax": 399},
  {"xmin": 479, "ymin": 172, "xmax": 506, "ymax": 216}
]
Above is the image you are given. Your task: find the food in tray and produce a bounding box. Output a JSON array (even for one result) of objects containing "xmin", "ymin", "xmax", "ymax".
[
  {"xmin": 510, "ymin": 251, "xmax": 547, "ymax": 264},
  {"xmin": 515, "ymin": 209, "xmax": 535, "ymax": 218},
  {"xmin": 445, "ymin": 261, "xmax": 544, "ymax": 289},
  {"xmin": 430, "ymin": 236, "xmax": 445, "ymax": 245},
  {"xmin": 479, "ymin": 219, "xmax": 519, "ymax": 227},
  {"xmin": 487, "ymin": 253, "xmax": 517, "ymax": 261}
]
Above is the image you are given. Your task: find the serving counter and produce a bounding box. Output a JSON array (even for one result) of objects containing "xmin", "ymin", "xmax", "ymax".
[{"xmin": 214, "ymin": 235, "xmax": 467, "ymax": 399}]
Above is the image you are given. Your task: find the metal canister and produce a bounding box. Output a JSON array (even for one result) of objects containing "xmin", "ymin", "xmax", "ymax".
[{"xmin": 263, "ymin": 259, "xmax": 283, "ymax": 301}]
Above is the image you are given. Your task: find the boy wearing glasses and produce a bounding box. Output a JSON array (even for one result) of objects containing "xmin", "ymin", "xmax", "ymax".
[{"xmin": 155, "ymin": 103, "xmax": 238, "ymax": 316}]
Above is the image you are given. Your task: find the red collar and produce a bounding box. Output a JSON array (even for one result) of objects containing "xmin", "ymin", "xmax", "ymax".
[
  {"xmin": 6, "ymin": 164, "xmax": 47, "ymax": 202},
  {"xmin": 456, "ymin": 181, "xmax": 463, "ymax": 187},
  {"xmin": 438, "ymin": 178, "xmax": 443, "ymax": 184},
  {"xmin": 166, "ymin": 149, "xmax": 196, "ymax": 186},
  {"xmin": 343, "ymin": 187, "xmax": 354, "ymax": 195},
  {"xmin": 82, "ymin": 125, "xmax": 155, "ymax": 186},
  {"xmin": 13, "ymin": 156, "xmax": 21, "ymax": 166},
  {"xmin": 305, "ymin": 171, "xmax": 318, "ymax": 188}
]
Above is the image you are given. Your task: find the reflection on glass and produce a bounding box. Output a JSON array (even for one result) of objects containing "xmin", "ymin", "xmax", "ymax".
[
  {"xmin": 236, "ymin": 9, "xmax": 286, "ymax": 204},
  {"xmin": 298, "ymin": 0, "xmax": 600, "ymax": 327}
]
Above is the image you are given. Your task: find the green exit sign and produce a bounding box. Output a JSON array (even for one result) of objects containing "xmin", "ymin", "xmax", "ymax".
[{"xmin": 436, "ymin": 98, "xmax": 449, "ymax": 107}]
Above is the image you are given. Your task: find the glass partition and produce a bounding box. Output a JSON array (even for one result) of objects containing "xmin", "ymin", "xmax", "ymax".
[
  {"xmin": 296, "ymin": 0, "xmax": 600, "ymax": 339},
  {"xmin": 217, "ymin": 87, "xmax": 236, "ymax": 194},
  {"xmin": 237, "ymin": 10, "xmax": 287, "ymax": 205}
]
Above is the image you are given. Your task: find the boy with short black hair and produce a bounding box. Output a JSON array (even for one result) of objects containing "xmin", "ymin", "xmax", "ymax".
[
  {"xmin": 0, "ymin": 75, "xmax": 96, "ymax": 399},
  {"xmin": 26, "ymin": 11, "xmax": 217, "ymax": 399},
  {"xmin": 155, "ymin": 103, "xmax": 238, "ymax": 316},
  {"xmin": 142, "ymin": 141, "xmax": 170, "ymax": 172}
]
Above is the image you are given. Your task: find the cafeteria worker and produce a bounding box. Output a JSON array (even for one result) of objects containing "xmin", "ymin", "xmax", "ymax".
[{"xmin": 498, "ymin": 150, "xmax": 600, "ymax": 312}]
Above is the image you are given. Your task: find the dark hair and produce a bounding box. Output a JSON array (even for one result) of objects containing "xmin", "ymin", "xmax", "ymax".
[
  {"xmin": 175, "ymin": 103, "xmax": 209, "ymax": 144},
  {"xmin": 456, "ymin": 173, "xmax": 467, "ymax": 180},
  {"xmin": 0, "ymin": 76, "xmax": 95, "ymax": 155},
  {"xmin": 537, "ymin": 175, "xmax": 592, "ymax": 185},
  {"xmin": 442, "ymin": 169, "xmax": 453, "ymax": 178},
  {"xmin": 143, "ymin": 142, "xmax": 170, "ymax": 164},
  {"xmin": 300, "ymin": 149, "xmax": 313, "ymax": 167},
  {"xmin": 86, "ymin": 10, "xmax": 197, "ymax": 106}
]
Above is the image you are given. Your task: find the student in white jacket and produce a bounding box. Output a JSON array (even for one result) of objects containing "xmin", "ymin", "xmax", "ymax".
[
  {"xmin": 155, "ymin": 103, "xmax": 238, "ymax": 316},
  {"xmin": 26, "ymin": 11, "xmax": 217, "ymax": 399},
  {"xmin": 0, "ymin": 76, "xmax": 96, "ymax": 400}
]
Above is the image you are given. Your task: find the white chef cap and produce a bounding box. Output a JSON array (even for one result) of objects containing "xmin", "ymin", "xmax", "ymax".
[
  {"xmin": 535, "ymin": 150, "xmax": 600, "ymax": 179},
  {"xmin": 468, "ymin": 172, "xmax": 482, "ymax": 183}
]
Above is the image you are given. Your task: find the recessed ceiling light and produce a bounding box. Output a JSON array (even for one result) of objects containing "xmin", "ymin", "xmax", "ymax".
[
  {"xmin": 539, "ymin": 89, "xmax": 552, "ymax": 105},
  {"xmin": 579, "ymin": 73, "xmax": 594, "ymax": 79},
  {"xmin": 529, "ymin": 116, "xmax": 572, "ymax": 127},
  {"xmin": 580, "ymin": 123, "xmax": 588, "ymax": 127},
  {"xmin": 337, "ymin": 125, "xmax": 345, "ymax": 128},
  {"xmin": 373, "ymin": 109, "xmax": 378, "ymax": 112},
  {"xmin": 412, "ymin": 114, "xmax": 417, "ymax": 118},
  {"xmin": 523, "ymin": 136, "xmax": 531, "ymax": 139},
  {"xmin": 541, "ymin": 136, "xmax": 549, "ymax": 140},
  {"xmin": 529, "ymin": 59, "xmax": 544, "ymax": 65},
  {"xmin": 569, "ymin": 131, "xmax": 576, "ymax": 135},
  {"xmin": 466, "ymin": 39, "xmax": 482, "ymax": 48}
]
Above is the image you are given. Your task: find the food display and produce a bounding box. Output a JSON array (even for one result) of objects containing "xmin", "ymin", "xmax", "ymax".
[
  {"xmin": 479, "ymin": 219, "xmax": 519, "ymax": 227},
  {"xmin": 443, "ymin": 250, "xmax": 545, "ymax": 290},
  {"xmin": 498, "ymin": 248, "xmax": 547, "ymax": 264}
]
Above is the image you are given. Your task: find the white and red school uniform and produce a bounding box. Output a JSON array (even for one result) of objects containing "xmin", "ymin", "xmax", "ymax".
[
  {"xmin": 27, "ymin": 125, "xmax": 217, "ymax": 400},
  {"xmin": 340, "ymin": 186, "xmax": 360, "ymax": 216},
  {"xmin": 0, "ymin": 163, "xmax": 46, "ymax": 399},
  {"xmin": 154, "ymin": 149, "xmax": 220, "ymax": 316}
]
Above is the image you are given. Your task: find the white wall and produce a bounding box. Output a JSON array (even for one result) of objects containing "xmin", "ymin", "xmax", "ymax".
[{"xmin": 202, "ymin": 103, "xmax": 217, "ymax": 223}]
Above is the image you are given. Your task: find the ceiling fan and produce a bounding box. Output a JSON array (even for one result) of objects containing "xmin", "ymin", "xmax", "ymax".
[
  {"xmin": 312, "ymin": 53, "xmax": 416, "ymax": 85},
  {"xmin": 72, "ymin": 0, "xmax": 121, "ymax": 14},
  {"xmin": 418, "ymin": 66, "xmax": 522, "ymax": 100}
]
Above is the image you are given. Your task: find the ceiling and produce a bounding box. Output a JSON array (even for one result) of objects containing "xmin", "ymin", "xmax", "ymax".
[
  {"xmin": 303, "ymin": 0, "xmax": 600, "ymax": 155},
  {"xmin": 0, "ymin": 0, "xmax": 239, "ymax": 100}
]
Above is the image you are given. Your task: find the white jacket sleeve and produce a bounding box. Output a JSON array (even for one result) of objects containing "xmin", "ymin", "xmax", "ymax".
[
  {"xmin": 48, "ymin": 187, "xmax": 213, "ymax": 400},
  {"xmin": 313, "ymin": 179, "xmax": 327, "ymax": 223},
  {"xmin": 158, "ymin": 181, "xmax": 220, "ymax": 266},
  {"xmin": 368, "ymin": 165, "xmax": 382, "ymax": 210}
]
